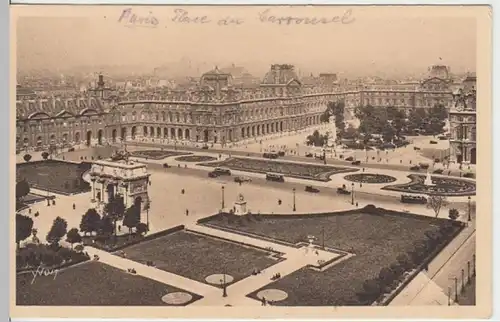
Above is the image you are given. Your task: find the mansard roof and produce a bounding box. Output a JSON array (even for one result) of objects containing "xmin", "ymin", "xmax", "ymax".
[{"xmin": 16, "ymin": 96, "xmax": 105, "ymax": 120}]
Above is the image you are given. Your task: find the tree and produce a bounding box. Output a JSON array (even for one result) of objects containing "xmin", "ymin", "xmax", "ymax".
[
  {"xmin": 343, "ymin": 124, "xmax": 358, "ymax": 140},
  {"xmin": 46, "ymin": 216, "xmax": 68, "ymax": 247},
  {"xmin": 104, "ymin": 195, "xmax": 126, "ymax": 237},
  {"xmin": 427, "ymin": 195, "xmax": 449, "ymax": 218},
  {"xmin": 378, "ymin": 267, "xmax": 396, "ymax": 287},
  {"xmin": 358, "ymin": 278, "xmax": 382, "ymax": 303},
  {"xmin": 23, "ymin": 154, "xmax": 32, "ymax": 162},
  {"xmin": 448, "ymin": 208, "xmax": 460, "ymax": 221},
  {"xmin": 41, "ymin": 151, "xmax": 49, "ymax": 160},
  {"xmin": 99, "ymin": 216, "xmax": 115, "ymax": 236},
  {"xmin": 306, "ymin": 130, "xmax": 328, "ymax": 147},
  {"xmin": 409, "ymin": 240, "xmax": 428, "ymax": 263},
  {"xmin": 16, "ymin": 213, "xmax": 33, "ymax": 249},
  {"xmin": 79, "ymin": 208, "xmax": 101, "ymax": 236},
  {"xmin": 15, "ymin": 180, "xmax": 30, "ymax": 201},
  {"xmin": 396, "ymin": 253, "xmax": 413, "ymax": 271},
  {"xmin": 66, "ymin": 228, "xmax": 82, "ymax": 249},
  {"xmin": 123, "ymin": 205, "xmax": 140, "ymax": 234},
  {"xmin": 136, "ymin": 223, "xmax": 148, "ymax": 235},
  {"xmin": 381, "ymin": 122, "xmax": 395, "ymax": 143}
]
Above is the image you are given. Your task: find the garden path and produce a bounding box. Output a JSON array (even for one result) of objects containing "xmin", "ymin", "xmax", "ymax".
[{"xmin": 84, "ymin": 246, "xmax": 218, "ymax": 296}]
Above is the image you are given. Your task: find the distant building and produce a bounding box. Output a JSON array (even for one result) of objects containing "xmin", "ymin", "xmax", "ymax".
[
  {"xmin": 16, "ymin": 85, "xmax": 37, "ymax": 100},
  {"xmin": 16, "ymin": 63, "xmax": 471, "ymax": 152}
]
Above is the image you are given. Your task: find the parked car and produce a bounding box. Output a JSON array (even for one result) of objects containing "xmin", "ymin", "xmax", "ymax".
[
  {"xmin": 163, "ymin": 163, "xmax": 171, "ymax": 168},
  {"xmin": 410, "ymin": 165, "xmax": 421, "ymax": 171},
  {"xmin": 337, "ymin": 187, "xmax": 351, "ymax": 195},
  {"xmin": 438, "ymin": 135, "xmax": 448, "ymax": 140},
  {"xmin": 263, "ymin": 152, "xmax": 279, "ymax": 159},
  {"xmin": 464, "ymin": 172, "xmax": 475, "ymax": 178},
  {"xmin": 201, "ymin": 145, "xmax": 209, "ymax": 150},
  {"xmin": 401, "ymin": 194, "xmax": 427, "ymax": 204},
  {"xmin": 208, "ymin": 171, "xmax": 219, "ymax": 178},
  {"xmin": 305, "ymin": 152, "xmax": 313, "ymax": 158},
  {"xmin": 305, "ymin": 186, "xmax": 320, "ymax": 193},
  {"xmin": 413, "ymin": 147, "xmax": 421, "ymax": 151},
  {"xmin": 266, "ymin": 173, "xmax": 285, "ymax": 182},
  {"xmin": 213, "ymin": 167, "xmax": 231, "ymax": 176},
  {"xmin": 68, "ymin": 147, "xmax": 75, "ymax": 152},
  {"xmin": 429, "ymin": 140, "xmax": 438, "ymax": 144},
  {"xmin": 345, "ymin": 156, "xmax": 354, "ymax": 161},
  {"xmin": 351, "ymin": 160, "xmax": 361, "ymax": 165},
  {"xmin": 277, "ymin": 151, "xmax": 285, "ymax": 157},
  {"xmin": 433, "ymin": 169, "xmax": 444, "ymax": 174},
  {"xmin": 234, "ymin": 176, "xmax": 252, "ymax": 183}
]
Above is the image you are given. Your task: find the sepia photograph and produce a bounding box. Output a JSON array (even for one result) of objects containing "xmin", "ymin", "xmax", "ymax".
[{"xmin": 10, "ymin": 4, "xmax": 492, "ymax": 320}]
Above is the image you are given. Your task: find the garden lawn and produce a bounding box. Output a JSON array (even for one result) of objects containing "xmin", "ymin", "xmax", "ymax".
[
  {"xmin": 130, "ymin": 149, "xmax": 191, "ymax": 160},
  {"xmin": 16, "ymin": 261, "xmax": 202, "ymax": 306},
  {"xmin": 204, "ymin": 211, "xmax": 460, "ymax": 306},
  {"xmin": 16, "ymin": 160, "xmax": 91, "ymax": 195},
  {"xmin": 198, "ymin": 157, "xmax": 357, "ymax": 181},
  {"xmin": 120, "ymin": 230, "xmax": 279, "ymax": 286}
]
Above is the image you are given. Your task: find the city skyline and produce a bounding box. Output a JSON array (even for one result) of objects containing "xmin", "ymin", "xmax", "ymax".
[{"xmin": 16, "ymin": 6, "xmax": 476, "ymax": 79}]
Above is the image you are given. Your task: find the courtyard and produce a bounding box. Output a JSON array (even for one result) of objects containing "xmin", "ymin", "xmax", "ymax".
[
  {"xmin": 120, "ymin": 229, "xmax": 282, "ymax": 287},
  {"xmin": 16, "ymin": 160, "xmax": 92, "ymax": 195},
  {"xmin": 16, "ymin": 260, "xmax": 202, "ymax": 306},
  {"xmin": 203, "ymin": 209, "xmax": 463, "ymax": 306}
]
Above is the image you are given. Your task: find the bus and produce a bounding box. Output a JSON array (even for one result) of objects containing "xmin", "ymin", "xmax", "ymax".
[{"xmin": 266, "ymin": 172, "xmax": 285, "ymax": 182}]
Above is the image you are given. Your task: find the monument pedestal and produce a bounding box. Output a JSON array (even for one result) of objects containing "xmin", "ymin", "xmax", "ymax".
[
  {"xmin": 234, "ymin": 201, "xmax": 248, "ymax": 216},
  {"xmin": 233, "ymin": 193, "xmax": 248, "ymax": 216}
]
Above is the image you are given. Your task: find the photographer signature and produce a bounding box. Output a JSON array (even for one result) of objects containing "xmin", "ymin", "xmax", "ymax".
[{"xmin": 31, "ymin": 265, "xmax": 59, "ymax": 284}]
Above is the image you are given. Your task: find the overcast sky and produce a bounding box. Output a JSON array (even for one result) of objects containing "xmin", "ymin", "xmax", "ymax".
[{"xmin": 15, "ymin": 6, "xmax": 477, "ymax": 78}]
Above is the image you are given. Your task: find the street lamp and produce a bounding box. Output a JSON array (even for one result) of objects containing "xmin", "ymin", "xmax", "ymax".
[
  {"xmin": 461, "ymin": 269, "xmax": 465, "ymax": 293},
  {"xmin": 467, "ymin": 261, "xmax": 471, "ymax": 284},
  {"xmin": 222, "ymin": 267, "xmax": 228, "ymax": 297},
  {"xmin": 472, "ymin": 254, "xmax": 476, "ymax": 276},
  {"xmin": 221, "ymin": 186, "xmax": 225, "ymax": 210},
  {"xmin": 321, "ymin": 227, "xmax": 325, "ymax": 250},
  {"xmin": 292, "ymin": 188, "xmax": 296, "ymax": 212},
  {"xmin": 351, "ymin": 182, "xmax": 355, "ymax": 205},
  {"xmin": 146, "ymin": 199, "xmax": 151, "ymax": 231},
  {"xmin": 454, "ymin": 276, "xmax": 458, "ymax": 302},
  {"xmin": 467, "ymin": 196, "xmax": 472, "ymax": 221}
]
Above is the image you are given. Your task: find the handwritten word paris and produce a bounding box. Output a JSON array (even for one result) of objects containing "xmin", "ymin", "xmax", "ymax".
[{"xmin": 31, "ymin": 265, "xmax": 59, "ymax": 284}]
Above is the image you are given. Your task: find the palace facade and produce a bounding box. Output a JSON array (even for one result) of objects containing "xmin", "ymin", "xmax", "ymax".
[
  {"xmin": 16, "ymin": 64, "xmax": 460, "ymax": 151},
  {"xmin": 448, "ymin": 74, "xmax": 477, "ymax": 164}
]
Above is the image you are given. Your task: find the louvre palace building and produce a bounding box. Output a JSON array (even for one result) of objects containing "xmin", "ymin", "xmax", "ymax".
[{"xmin": 16, "ymin": 63, "xmax": 464, "ymax": 152}]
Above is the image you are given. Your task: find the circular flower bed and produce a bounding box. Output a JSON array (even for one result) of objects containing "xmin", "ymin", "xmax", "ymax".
[
  {"xmin": 175, "ymin": 155, "xmax": 217, "ymax": 162},
  {"xmin": 205, "ymin": 273, "xmax": 235, "ymax": 285},
  {"xmin": 344, "ymin": 173, "xmax": 397, "ymax": 184},
  {"xmin": 256, "ymin": 289, "xmax": 289, "ymax": 302},
  {"xmin": 161, "ymin": 292, "xmax": 193, "ymax": 305},
  {"xmin": 382, "ymin": 174, "xmax": 476, "ymax": 196}
]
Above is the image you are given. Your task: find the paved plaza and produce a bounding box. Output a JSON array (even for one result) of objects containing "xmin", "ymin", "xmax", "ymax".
[{"xmin": 16, "ymin": 140, "xmax": 476, "ymax": 307}]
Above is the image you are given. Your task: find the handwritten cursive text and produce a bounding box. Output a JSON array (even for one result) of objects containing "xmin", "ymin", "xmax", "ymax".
[
  {"xmin": 118, "ymin": 8, "xmax": 160, "ymax": 28},
  {"xmin": 171, "ymin": 9, "xmax": 211, "ymax": 24},
  {"xmin": 31, "ymin": 265, "xmax": 59, "ymax": 285},
  {"xmin": 258, "ymin": 9, "xmax": 355, "ymax": 25}
]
